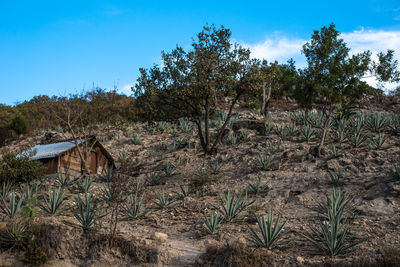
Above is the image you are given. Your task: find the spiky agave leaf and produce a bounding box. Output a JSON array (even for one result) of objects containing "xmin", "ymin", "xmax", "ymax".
[
  {"xmin": 214, "ymin": 191, "xmax": 254, "ymax": 222},
  {"xmin": 203, "ymin": 212, "xmax": 223, "ymax": 235},
  {"xmin": 248, "ymin": 210, "xmax": 287, "ymax": 250},
  {"xmin": 122, "ymin": 193, "xmax": 146, "ymax": 220},
  {"xmin": 0, "ymin": 191, "xmax": 24, "ymax": 219},
  {"xmin": 39, "ymin": 186, "xmax": 67, "ymax": 215}
]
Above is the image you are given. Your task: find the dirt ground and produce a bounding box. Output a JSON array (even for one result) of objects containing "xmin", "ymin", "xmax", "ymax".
[{"xmin": 2, "ymin": 99, "xmax": 400, "ymax": 266}]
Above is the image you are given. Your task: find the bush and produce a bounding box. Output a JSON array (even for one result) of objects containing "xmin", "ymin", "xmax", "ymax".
[
  {"xmin": 8, "ymin": 114, "xmax": 28, "ymax": 135},
  {"xmin": 0, "ymin": 150, "xmax": 43, "ymax": 184}
]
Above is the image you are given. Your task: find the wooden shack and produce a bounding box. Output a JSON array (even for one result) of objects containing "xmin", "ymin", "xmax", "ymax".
[{"xmin": 26, "ymin": 138, "xmax": 115, "ymax": 178}]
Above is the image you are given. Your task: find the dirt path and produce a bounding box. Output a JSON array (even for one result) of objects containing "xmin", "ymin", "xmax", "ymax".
[{"xmin": 165, "ymin": 233, "xmax": 204, "ymax": 266}]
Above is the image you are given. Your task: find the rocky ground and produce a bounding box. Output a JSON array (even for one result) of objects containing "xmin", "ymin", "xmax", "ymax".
[{"xmin": 2, "ymin": 98, "xmax": 400, "ymax": 266}]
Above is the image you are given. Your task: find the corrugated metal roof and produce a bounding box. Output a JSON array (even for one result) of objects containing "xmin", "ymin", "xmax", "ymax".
[{"xmin": 23, "ymin": 140, "xmax": 83, "ymax": 160}]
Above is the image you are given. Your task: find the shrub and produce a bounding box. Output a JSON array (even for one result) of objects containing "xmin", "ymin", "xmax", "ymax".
[
  {"xmin": 188, "ymin": 170, "xmax": 212, "ymax": 195},
  {"xmin": 0, "ymin": 150, "xmax": 43, "ymax": 184},
  {"xmin": 9, "ymin": 114, "xmax": 28, "ymax": 135},
  {"xmin": 248, "ymin": 210, "xmax": 287, "ymax": 250},
  {"xmin": 23, "ymin": 240, "xmax": 49, "ymax": 265}
]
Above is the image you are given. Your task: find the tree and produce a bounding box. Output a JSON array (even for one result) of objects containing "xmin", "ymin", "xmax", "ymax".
[
  {"xmin": 9, "ymin": 114, "xmax": 28, "ymax": 135},
  {"xmin": 134, "ymin": 25, "xmax": 262, "ymax": 154},
  {"xmin": 294, "ymin": 23, "xmax": 400, "ymax": 156}
]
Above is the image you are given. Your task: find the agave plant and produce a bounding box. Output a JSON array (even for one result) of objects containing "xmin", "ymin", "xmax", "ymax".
[
  {"xmin": 335, "ymin": 124, "xmax": 347, "ymax": 143},
  {"xmin": 153, "ymin": 190, "xmax": 176, "ymax": 209},
  {"xmin": 313, "ymin": 189, "xmax": 354, "ymax": 223},
  {"xmin": 286, "ymin": 123, "xmax": 298, "ymax": 137},
  {"xmin": 304, "ymin": 208, "xmax": 364, "ymax": 257},
  {"xmin": 148, "ymin": 172, "xmax": 167, "ymax": 186},
  {"xmin": 39, "ymin": 186, "xmax": 67, "ymax": 215},
  {"xmin": 20, "ymin": 183, "xmax": 40, "ymax": 200},
  {"xmin": 208, "ymin": 159, "xmax": 221, "ymax": 175},
  {"xmin": 350, "ymin": 130, "xmax": 366, "ymax": 148},
  {"xmin": 214, "ymin": 191, "xmax": 255, "ymax": 222},
  {"xmin": 247, "ymin": 177, "xmax": 269, "ymax": 196},
  {"xmin": 132, "ymin": 134, "xmax": 142, "ymax": 145},
  {"xmin": 161, "ymin": 161, "xmax": 175, "ymax": 177},
  {"xmin": 275, "ymin": 125, "xmax": 288, "ymax": 140},
  {"xmin": 203, "ymin": 212, "xmax": 223, "ymax": 235},
  {"xmin": 390, "ymin": 163, "xmax": 400, "ymax": 180},
  {"xmin": 368, "ymin": 133, "xmax": 387, "ymax": 150},
  {"xmin": 0, "ymin": 191, "xmax": 24, "ymax": 219},
  {"xmin": 122, "ymin": 193, "xmax": 146, "ymax": 220},
  {"xmin": 173, "ymin": 184, "xmax": 190, "ymax": 198},
  {"xmin": 0, "ymin": 222, "xmax": 27, "ymax": 250},
  {"xmin": 255, "ymin": 153, "xmax": 273, "ymax": 171},
  {"xmin": 301, "ymin": 124, "xmax": 315, "ymax": 143},
  {"xmin": 328, "ymin": 169, "xmax": 343, "ymax": 187},
  {"xmin": 100, "ymin": 166, "xmax": 113, "ymax": 183},
  {"xmin": 0, "ymin": 181, "xmax": 13, "ymax": 200},
  {"xmin": 56, "ymin": 170, "xmax": 72, "ymax": 187},
  {"xmin": 72, "ymin": 192, "xmax": 105, "ymax": 231},
  {"xmin": 248, "ymin": 210, "xmax": 287, "ymax": 250},
  {"xmin": 368, "ymin": 113, "xmax": 388, "ymax": 133},
  {"xmin": 330, "ymin": 145, "xmax": 339, "ymax": 158},
  {"xmin": 79, "ymin": 176, "xmax": 93, "ymax": 193},
  {"xmin": 173, "ymin": 137, "xmax": 188, "ymax": 150}
]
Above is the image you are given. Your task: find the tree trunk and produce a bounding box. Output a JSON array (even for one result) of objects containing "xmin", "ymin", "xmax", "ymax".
[
  {"xmin": 317, "ymin": 111, "xmax": 331, "ymax": 157},
  {"xmin": 261, "ymin": 83, "xmax": 272, "ymax": 117}
]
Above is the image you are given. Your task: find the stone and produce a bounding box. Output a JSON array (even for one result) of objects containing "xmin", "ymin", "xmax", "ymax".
[
  {"xmin": 326, "ymin": 159, "xmax": 340, "ymax": 170},
  {"xmin": 153, "ymin": 232, "xmax": 168, "ymax": 243},
  {"xmin": 296, "ymin": 256, "xmax": 305, "ymax": 264}
]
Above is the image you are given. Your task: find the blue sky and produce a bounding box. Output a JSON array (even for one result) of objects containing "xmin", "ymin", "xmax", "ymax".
[{"xmin": 1, "ymin": 0, "xmax": 400, "ymax": 105}]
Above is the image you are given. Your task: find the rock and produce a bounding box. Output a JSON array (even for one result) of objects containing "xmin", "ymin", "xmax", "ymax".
[
  {"xmin": 363, "ymin": 183, "xmax": 391, "ymax": 200},
  {"xmin": 232, "ymin": 120, "xmax": 266, "ymax": 134},
  {"xmin": 297, "ymin": 256, "xmax": 305, "ymax": 264},
  {"xmin": 392, "ymin": 181, "xmax": 400, "ymax": 192},
  {"xmin": 153, "ymin": 232, "xmax": 168, "ymax": 243},
  {"xmin": 0, "ymin": 222, "xmax": 7, "ymax": 231}
]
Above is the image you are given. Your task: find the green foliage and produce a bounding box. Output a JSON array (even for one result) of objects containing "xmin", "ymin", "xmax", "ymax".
[
  {"xmin": 118, "ymin": 149, "xmax": 128, "ymax": 165},
  {"xmin": 368, "ymin": 133, "xmax": 387, "ymax": 150},
  {"xmin": 390, "ymin": 163, "xmax": 400, "ymax": 180},
  {"xmin": 0, "ymin": 150, "xmax": 43, "ymax": 184},
  {"xmin": 247, "ymin": 177, "xmax": 269, "ymax": 196},
  {"xmin": 132, "ymin": 134, "xmax": 142, "ymax": 145},
  {"xmin": 71, "ymin": 192, "xmax": 105, "ymax": 231},
  {"xmin": 328, "ymin": 168, "xmax": 343, "ymax": 187},
  {"xmin": 173, "ymin": 184, "xmax": 190, "ymax": 198},
  {"xmin": 39, "ymin": 186, "xmax": 67, "ymax": 215},
  {"xmin": 153, "ymin": 190, "xmax": 176, "ymax": 209},
  {"xmin": 254, "ymin": 153, "xmax": 273, "ymax": 171},
  {"xmin": 248, "ymin": 210, "xmax": 287, "ymax": 250},
  {"xmin": 313, "ymin": 189, "xmax": 354, "ymax": 221},
  {"xmin": 0, "ymin": 222, "xmax": 27, "ymax": 250},
  {"xmin": 9, "ymin": 114, "xmax": 28, "ymax": 135},
  {"xmin": 56, "ymin": 170, "xmax": 72, "ymax": 187},
  {"xmin": 100, "ymin": 166, "xmax": 113, "ymax": 183},
  {"xmin": 0, "ymin": 181, "xmax": 13, "ymax": 200},
  {"xmin": 188, "ymin": 170, "xmax": 212, "ymax": 195},
  {"xmin": 161, "ymin": 161, "xmax": 175, "ymax": 177},
  {"xmin": 275, "ymin": 125, "xmax": 288, "ymax": 140},
  {"xmin": 22, "ymin": 197, "xmax": 37, "ymax": 220},
  {"xmin": 173, "ymin": 137, "xmax": 188, "ymax": 150},
  {"xmin": 203, "ymin": 212, "xmax": 223, "ymax": 235},
  {"xmin": 304, "ymin": 189, "xmax": 363, "ymax": 257},
  {"xmin": 134, "ymin": 24, "xmax": 263, "ymax": 154},
  {"xmin": 177, "ymin": 118, "xmax": 194, "ymax": 133},
  {"xmin": 208, "ymin": 159, "xmax": 221, "ymax": 175},
  {"xmin": 301, "ymin": 124, "xmax": 315, "ymax": 143},
  {"xmin": 23, "ymin": 240, "xmax": 49, "ymax": 265},
  {"xmin": 122, "ymin": 193, "xmax": 146, "ymax": 220},
  {"xmin": 367, "ymin": 113, "xmax": 388, "ymax": 133},
  {"xmin": 214, "ymin": 191, "xmax": 255, "ymax": 222},
  {"xmin": 0, "ymin": 191, "xmax": 24, "ymax": 219},
  {"xmin": 79, "ymin": 176, "xmax": 93, "ymax": 193},
  {"xmin": 148, "ymin": 172, "xmax": 167, "ymax": 186}
]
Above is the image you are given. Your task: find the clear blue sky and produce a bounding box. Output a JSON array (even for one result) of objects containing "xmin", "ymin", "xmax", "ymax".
[{"xmin": 1, "ymin": 0, "xmax": 400, "ymax": 105}]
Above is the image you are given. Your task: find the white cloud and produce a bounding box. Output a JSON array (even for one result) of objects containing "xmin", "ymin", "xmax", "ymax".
[
  {"xmin": 119, "ymin": 83, "xmax": 134, "ymax": 96},
  {"xmin": 242, "ymin": 28, "xmax": 400, "ymax": 90}
]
